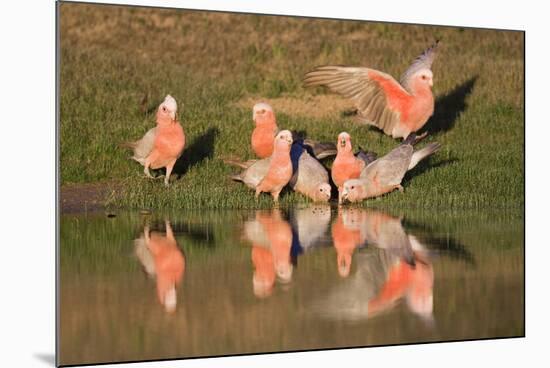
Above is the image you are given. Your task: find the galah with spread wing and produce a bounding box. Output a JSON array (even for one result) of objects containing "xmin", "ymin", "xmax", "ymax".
[
  {"xmin": 303, "ymin": 41, "xmax": 439, "ymax": 139},
  {"xmin": 341, "ymin": 135, "xmax": 441, "ymax": 202},
  {"xmin": 251, "ymin": 102, "xmax": 336, "ymax": 159},
  {"xmin": 122, "ymin": 95, "xmax": 185, "ymax": 186}
]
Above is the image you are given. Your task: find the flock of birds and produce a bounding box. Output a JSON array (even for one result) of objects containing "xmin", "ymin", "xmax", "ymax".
[{"xmin": 124, "ymin": 41, "xmax": 442, "ymax": 204}]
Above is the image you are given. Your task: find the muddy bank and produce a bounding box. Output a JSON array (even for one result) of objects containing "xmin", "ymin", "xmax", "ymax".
[{"xmin": 60, "ymin": 182, "xmax": 118, "ymax": 214}]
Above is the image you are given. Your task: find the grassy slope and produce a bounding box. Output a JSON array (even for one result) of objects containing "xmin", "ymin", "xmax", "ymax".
[{"xmin": 59, "ymin": 3, "xmax": 524, "ymax": 210}]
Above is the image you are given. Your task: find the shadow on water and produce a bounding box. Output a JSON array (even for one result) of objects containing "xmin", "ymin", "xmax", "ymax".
[
  {"xmin": 173, "ymin": 127, "xmax": 219, "ymax": 177},
  {"xmin": 402, "ymin": 218, "xmax": 476, "ymax": 266},
  {"xmin": 422, "ymin": 76, "xmax": 478, "ymax": 135}
]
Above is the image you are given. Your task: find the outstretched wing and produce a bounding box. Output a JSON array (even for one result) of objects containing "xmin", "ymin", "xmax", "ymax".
[
  {"xmin": 303, "ymin": 66, "xmax": 410, "ymax": 135},
  {"xmin": 360, "ymin": 145, "xmax": 412, "ymax": 186},
  {"xmin": 400, "ymin": 40, "xmax": 439, "ymax": 93}
]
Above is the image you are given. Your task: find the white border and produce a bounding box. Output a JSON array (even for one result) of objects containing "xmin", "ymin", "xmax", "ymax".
[{"xmin": 1, "ymin": 1, "xmax": 546, "ymax": 367}]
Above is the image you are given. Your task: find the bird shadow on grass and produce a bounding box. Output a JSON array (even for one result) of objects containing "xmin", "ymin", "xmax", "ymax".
[
  {"xmin": 403, "ymin": 156, "xmax": 459, "ymax": 185},
  {"xmin": 172, "ymin": 127, "xmax": 219, "ymax": 178},
  {"xmin": 421, "ymin": 76, "xmax": 478, "ymax": 135}
]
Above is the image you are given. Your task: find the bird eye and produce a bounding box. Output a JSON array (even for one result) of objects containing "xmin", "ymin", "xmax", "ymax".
[
  {"xmin": 351, "ymin": 185, "xmax": 355, "ymax": 190},
  {"xmin": 260, "ymin": 109, "xmax": 266, "ymax": 114},
  {"xmin": 421, "ymin": 75, "xmax": 427, "ymax": 80},
  {"xmin": 162, "ymin": 106, "xmax": 167, "ymax": 112}
]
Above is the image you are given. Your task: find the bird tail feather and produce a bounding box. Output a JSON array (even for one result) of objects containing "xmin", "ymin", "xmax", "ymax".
[
  {"xmin": 119, "ymin": 141, "xmax": 138, "ymax": 150},
  {"xmin": 230, "ymin": 173, "xmax": 244, "ymax": 182},
  {"xmin": 222, "ymin": 157, "xmax": 257, "ymax": 169},
  {"xmin": 408, "ymin": 142, "xmax": 441, "ymax": 170},
  {"xmin": 303, "ymin": 139, "xmax": 337, "ymax": 159}
]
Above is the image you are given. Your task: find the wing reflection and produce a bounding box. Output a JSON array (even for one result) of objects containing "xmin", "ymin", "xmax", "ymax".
[
  {"xmin": 315, "ymin": 209, "xmax": 435, "ymax": 324},
  {"xmin": 134, "ymin": 220, "xmax": 186, "ymax": 313}
]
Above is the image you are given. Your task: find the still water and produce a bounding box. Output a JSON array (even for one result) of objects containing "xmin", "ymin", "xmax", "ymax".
[{"xmin": 59, "ymin": 206, "xmax": 524, "ymax": 366}]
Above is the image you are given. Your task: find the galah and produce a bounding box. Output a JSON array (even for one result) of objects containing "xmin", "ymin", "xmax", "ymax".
[
  {"xmin": 134, "ymin": 220, "xmax": 185, "ymax": 313},
  {"xmin": 289, "ymin": 141, "xmax": 332, "ymax": 202},
  {"xmin": 303, "ymin": 41, "xmax": 439, "ymax": 139},
  {"xmin": 251, "ymin": 102, "xmax": 336, "ymax": 159},
  {"xmin": 254, "ymin": 130, "xmax": 294, "ymax": 203},
  {"xmin": 227, "ymin": 137, "xmax": 331, "ymax": 202},
  {"xmin": 341, "ymin": 136, "xmax": 441, "ymax": 202},
  {"xmin": 331, "ymin": 132, "xmax": 374, "ymax": 203},
  {"xmin": 123, "ymin": 95, "xmax": 185, "ymax": 186}
]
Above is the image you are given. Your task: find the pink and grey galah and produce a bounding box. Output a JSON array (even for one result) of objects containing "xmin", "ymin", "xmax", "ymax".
[
  {"xmin": 303, "ymin": 41, "xmax": 439, "ymax": 139},
  {"xmin": 248, "ymin": 130, "xmax": 294, "ymax": 203},
  {"xmin": 226, "ymin": 139, "xmax": 332, "ymax": 203},
  {"xmin": 123, "ymin": 95, "xmax": 186, "ymax": 186},
  {"xmin": 251, "ymin": 102, "xmax": 337, "ymax": 159},
  {"xmin": 341, "ymin": 136, "xmax": 441, "ymax": 202}
]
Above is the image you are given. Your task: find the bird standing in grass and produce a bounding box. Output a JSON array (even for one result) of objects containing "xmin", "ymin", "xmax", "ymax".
[
  {"xmin": 226, "ymin": 140, "xmax": 332, "ymax": 202},
  {"xmin": 341, "ymin": 135, "xmax": 441, "ymax": 202},
  {"xmin": 331, "ymin": 132, "xmax": 369, "ymax": 204},
  {"xmin": 251, "ymin": 102, "xmax": 336, "ymax": 159},
  {"xmin": 254, "ymin": 130, "xmax": 294, "ymax": 203},
  {"xmin": 123, "ymin": 95, "xmax": 185, "ymax": 186},
  {"xmin": 251, "ymin": 102, "xmax": 279, "ymax": 158},
  {"xmin": 303, "ymin": 41, "xmax": 439, "ymax": 140}
]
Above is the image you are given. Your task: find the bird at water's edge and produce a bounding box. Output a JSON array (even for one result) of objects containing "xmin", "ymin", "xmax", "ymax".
[{"xmin": 122, "ymin": 95, "xmax": 186, "ymax": 186}]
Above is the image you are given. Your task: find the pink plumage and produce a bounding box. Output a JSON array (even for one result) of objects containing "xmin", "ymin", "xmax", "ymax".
[{"xmin": 303, "ymin": 41, "xmax": 439, "ymax": 139}]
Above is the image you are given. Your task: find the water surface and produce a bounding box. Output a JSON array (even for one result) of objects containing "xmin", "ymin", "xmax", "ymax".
[{"xmin": 59, "ymin": 206, "xmax": 524, "ymax": 366}]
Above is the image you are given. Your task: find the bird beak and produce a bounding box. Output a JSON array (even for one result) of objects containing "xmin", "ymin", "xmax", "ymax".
[
  {"xmin": 286, "ymin": 137, "xmax": 293, "ymax": 145},
  {"xmin": 340, "ymin": 139, "xmax": 346, "ymax": 147},
  {"xmin": 429, "ymin": 79, "xmax": 433, "ymax": 87},
  {"xmin": 341, "ymin": 190, "xmax": 348, "ymax": 202}
]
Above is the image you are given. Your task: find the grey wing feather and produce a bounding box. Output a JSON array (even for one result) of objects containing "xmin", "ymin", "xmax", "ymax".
[
  {"xmin": 303, "ymin": 66, "xmax": 405, "ymax": 134},
  {"xmin": 291, "ymin": 150, "xmax": 329, "ymax": 193},
  {"xmin": 238, "ymin": 158, "xmax": 271, "ymax": 189},
  {"xmin": 130, "ymin": 127, "xmax": 157, "ymax": 165},
  {"xmin": 360, "ymin": 145, "xmax": 413, "ymax": 186}
]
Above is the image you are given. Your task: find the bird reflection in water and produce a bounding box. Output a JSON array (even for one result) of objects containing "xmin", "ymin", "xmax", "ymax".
[
  {"xmin": 243, "ymin": 210, "xmax": 293, "ymax": 298},
  {"xmin": 134, "ymin": 220, "xmax": 186, "ymax": 313},
  {"xmin": 314, "ymin": 209, "xmax": 435, "ymax": 324},
  {"xmin": 331, "ymin": 208, "xmax": 368, "ymax": 277}
]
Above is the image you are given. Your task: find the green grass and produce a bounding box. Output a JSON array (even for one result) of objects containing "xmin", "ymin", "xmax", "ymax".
[{"xmin": 59, "ymin": 3, "xmax": 524, "ymax": 210}]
